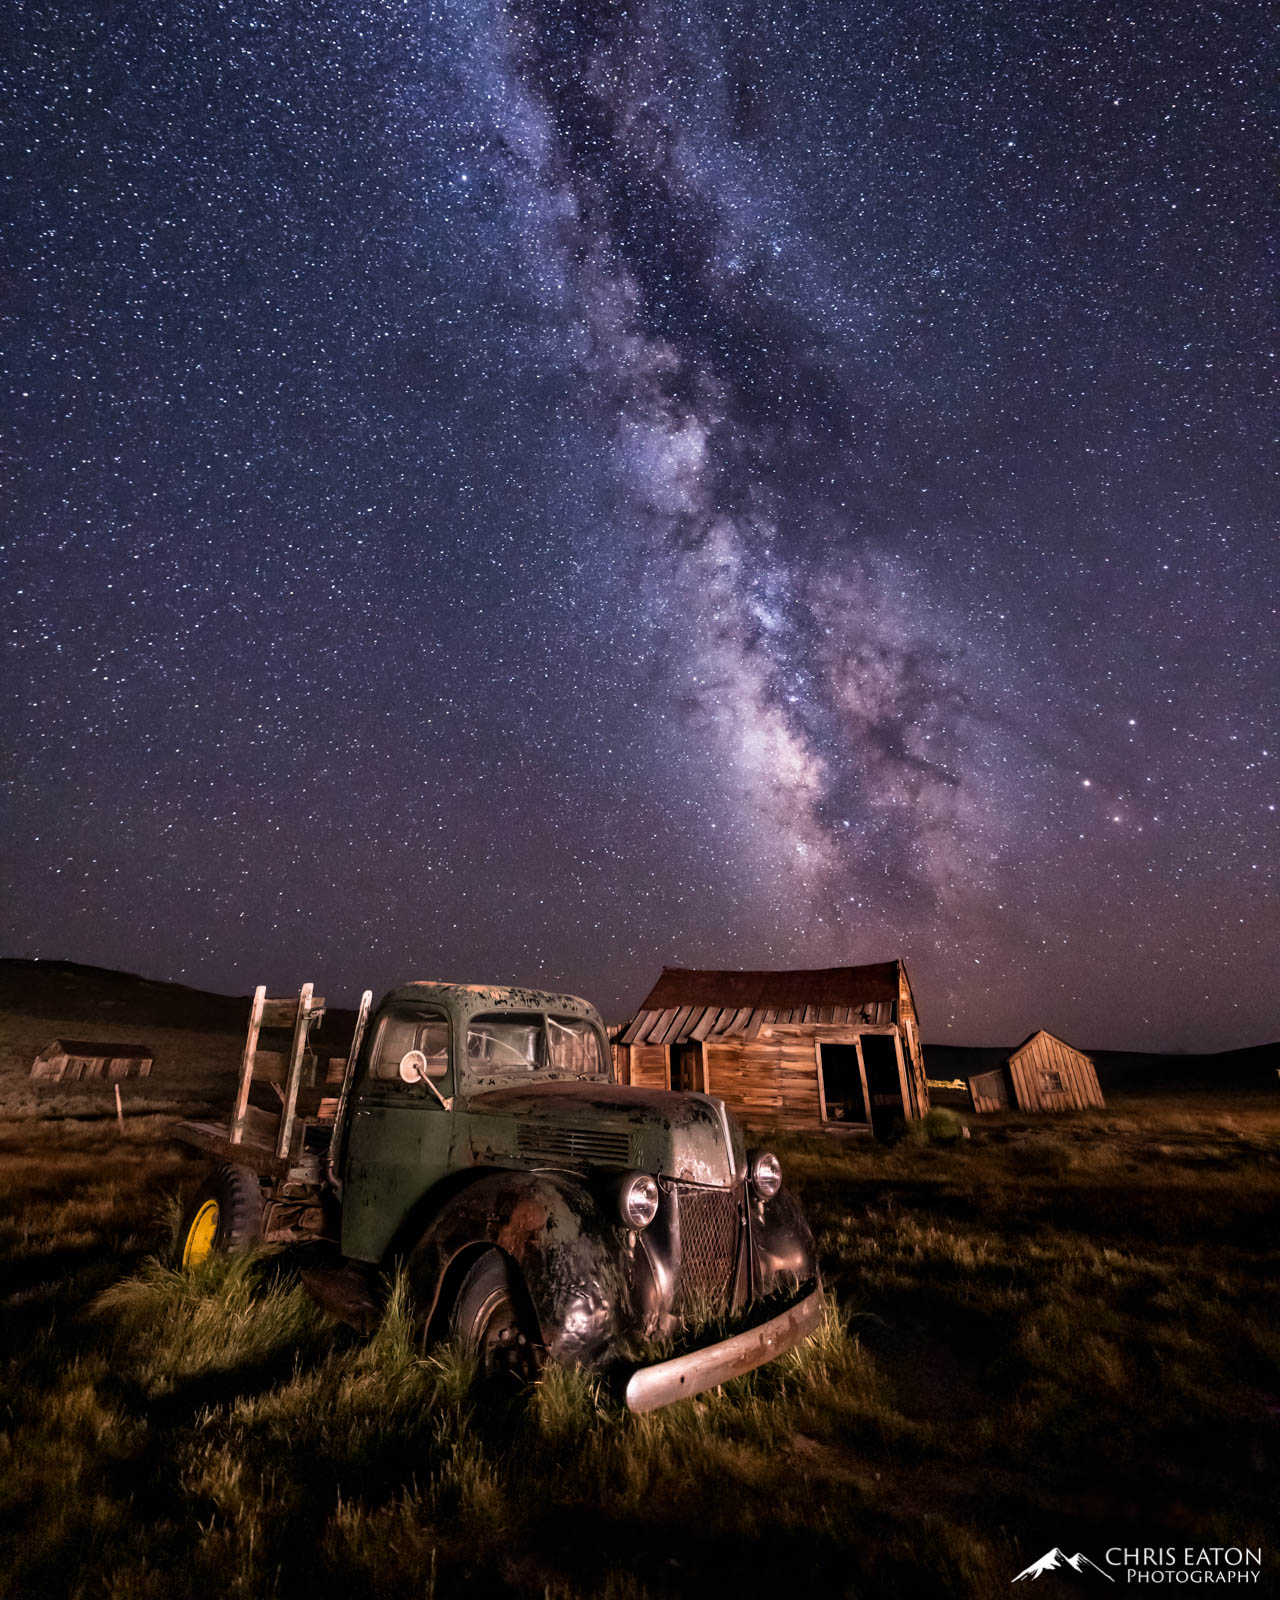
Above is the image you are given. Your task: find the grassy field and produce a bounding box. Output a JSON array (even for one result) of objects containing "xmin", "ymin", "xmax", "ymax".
[{"xmin": 1, "ymin": 1086, "xmax": 1278, "ymax": 1599}]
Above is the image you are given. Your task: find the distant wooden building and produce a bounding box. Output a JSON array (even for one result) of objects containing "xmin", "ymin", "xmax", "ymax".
[
  {"xmin": 30, "ymin": 1039, "xmax": 153, "ymax": 1083},
  {"xmin": 967, "ymin": 1030, "xmax": 1104, "ymax": 1114},
  {"xmin": 615, "ymin": 963, "xmax": 929, "ymax": 1136}
]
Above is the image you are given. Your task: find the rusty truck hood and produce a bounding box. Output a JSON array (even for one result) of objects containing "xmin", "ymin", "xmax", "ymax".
[{"xmin": 462, "ymin": 1081, "xmax": 745, "ymax": 1187}]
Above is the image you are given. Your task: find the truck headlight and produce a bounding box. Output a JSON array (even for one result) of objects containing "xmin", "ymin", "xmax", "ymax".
[
  {"xmin": 618, "ymin": 1172, "xmax": 660, "ymax": 1229},
  {"xmin": 749, "ymin": 1151, "xmax": 783, "ymax": 1199}
]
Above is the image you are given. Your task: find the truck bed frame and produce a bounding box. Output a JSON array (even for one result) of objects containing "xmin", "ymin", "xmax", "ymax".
[{"xmin": 175, "ymin": 983, "xmax": 372, "ymax": 1184}]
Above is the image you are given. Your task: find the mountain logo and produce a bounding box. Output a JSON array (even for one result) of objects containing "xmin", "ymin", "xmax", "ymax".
[{"xmin": 1013, "ymin": 1548, "xmax": 1114, "ymax": 1582}]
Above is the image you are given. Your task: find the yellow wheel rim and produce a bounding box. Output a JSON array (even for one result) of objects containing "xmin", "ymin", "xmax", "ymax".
[{"xmin": 183, "ymin": 1199, "xmax": 220, "ymax": 1267}]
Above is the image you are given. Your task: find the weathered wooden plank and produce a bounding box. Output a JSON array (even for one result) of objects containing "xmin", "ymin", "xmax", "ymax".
[
  {"xmin": 1011, "ymin": 1049, "xmax": 1030, "ymax": 1113},
  {"xmin": 620, "ymin": 1012, "xmax": 650, "ymax": 1046},
  {"xmin": 723, "ymin": 1008, "xmax": 752, "ymax": 1035},
  {"xmin": 328, "ymin": 988, "xmax": 374, "ymax": 1181},
  {"xmin": 260, "ymin": 997, "xmax": 325, "ymax": 1029},
  {"xmin": 1042, "ymin": 1035, "xmax": 1075, "ymax": 1109},
  {"xmin": 249, "ymin": 1049, "xmax": 292, "ymax": 1084},
  {"xmin": 1011, "ymin": 1049, "xmax": 1034, "ymax": 1112},
  {"xmin": 1030, "ymin": 1034, "xmax": 1064, "ymax": 1110},
  {"xmin": 704, "ymin": 1035, "xmax": 822, "ymax": 1125},
  {"xmin": 230, "ymin": 985, "xmax": 266, "ymax": 1145},
  {"xmin": 174, "ymin": 1115, "xmax": 291, "ymax": 1175},
  {"xmin": 646, "ymin": 1010, "xmax": 677, "ymax": 1045},
  {"xmin": 630, "ymin": 1011, "xmax": 662, "ymax": 1045},
  {"xmin": 240, "ymin": 1102, "xmax": 283, "ymax": 1150},
  {"xmin": 617, "ymin": 1012, "xmax": 653, "ymax": 1047},
  {"xmin": 276, "ymin": 982, "xmax": 315, "ymax": 1161},
  {"xmin": 688, "ymin": 1006, "xmax": 719, "ymax": 1041},
  {"xmin": 658, "ymin": 1005, "xmax": 696, "ymax": 1046},
  {"xmin": 293, "ymin": 1088, "xmax": 340, "ymax": 1121},
  {"xmin": 629, "ymin": 1043, "xmax": 670, "ymax": 1090}
]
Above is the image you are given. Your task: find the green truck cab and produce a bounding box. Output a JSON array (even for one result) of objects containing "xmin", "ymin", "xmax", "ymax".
[{"xmin": 175, "ymin": 978, "xmax": 822, "ymax": 1411}]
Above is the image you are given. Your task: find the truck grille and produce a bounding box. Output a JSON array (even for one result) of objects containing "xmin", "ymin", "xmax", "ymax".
[
  {"xmin": 516, "ymin": 1124, "xmax": 632, "ymax": 1167},
  {"xmin": 673, "ymin": 1183, "xmax": 740, "ymax": 1314}
]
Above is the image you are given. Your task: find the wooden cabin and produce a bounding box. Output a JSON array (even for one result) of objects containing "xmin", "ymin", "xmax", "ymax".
[
  {"xmin": 615, "ymin": 963, "xmax": 929, "ymax": 1135},
  {"xmin": 967, "ymin": 1029, "xmax": 1104, "ymax": 1114},
  {"xmin": 30, "ymin": 1039, "xmax": 153, "ymax": 1082}
]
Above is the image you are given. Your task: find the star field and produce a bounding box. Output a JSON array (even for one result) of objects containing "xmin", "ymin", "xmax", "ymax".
[{"xmin": 1, "ymin": 0, "xmax": 1275, "ymax": 1050}]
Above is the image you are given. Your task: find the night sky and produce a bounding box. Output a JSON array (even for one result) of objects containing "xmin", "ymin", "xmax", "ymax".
[{"xmin": 2, "ymin": 1, "xmax": 1274, "ymax": 1051}]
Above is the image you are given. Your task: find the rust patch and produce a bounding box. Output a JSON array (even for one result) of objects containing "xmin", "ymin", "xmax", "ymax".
[{"xmin": 496, "ymin": 1194, "xmax": 550, "ymax": 1256}]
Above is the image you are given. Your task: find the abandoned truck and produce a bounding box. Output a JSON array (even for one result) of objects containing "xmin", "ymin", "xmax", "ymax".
[{"xmin": 174, "ymin": 978, "xmax": 823, "ymax": 1411}]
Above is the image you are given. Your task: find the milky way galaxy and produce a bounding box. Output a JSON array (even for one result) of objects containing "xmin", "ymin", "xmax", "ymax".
[
  {"xmin": 488, "ymin": 0, "xmax": 1019, "ymax": 916},
  {"xmin": 2, "ymin": 0, "xmax": 1275, "ymax": 1048}
]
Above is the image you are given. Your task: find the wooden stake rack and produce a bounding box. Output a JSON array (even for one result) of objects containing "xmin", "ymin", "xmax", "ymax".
[{"xmin": 176, "ymin": 983, "xmax": 373, "ymax": 1178}]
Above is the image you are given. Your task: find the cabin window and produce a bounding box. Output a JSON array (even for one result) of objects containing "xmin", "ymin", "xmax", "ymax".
[{"xmin": 1040, "ymin": 1070, "xmax": 1065, "ymax": 1094}]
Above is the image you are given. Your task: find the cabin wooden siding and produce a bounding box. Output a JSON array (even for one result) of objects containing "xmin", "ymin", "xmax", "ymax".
[
  {"xmin": 1007, "ymin": 1031, "xmax": 1104, "ymax": 1112},
  {"xmin": 897, "ymin": 967, "xmax": 930, "ymax": 1119},
  {"xmin": 616, "ymin": 961, "xmax": 930, "ymax": 1130},
  {"xmin": 616, "ymin": 1024, "xmax": 927, "ymax": 1130},
  {"xmin": 701, "ymin": 1023, "xmax": 927, "ymax": 1131},
  {"xmin": 704, "ymin": 1026, "xmax": 824, "ymax": 1129},
  {"xmin": 627, "ymin": 1042, "xmax": 670, "ymax": 1090}
]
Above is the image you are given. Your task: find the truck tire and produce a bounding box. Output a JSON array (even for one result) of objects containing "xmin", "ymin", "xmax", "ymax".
[
  {"xmin": 448, "ymin": 1249, "xmax": 542, "ymax": 1384},
  {"xmin": 178, "ymin": 1164, "xmax": 264, "ymax": 1267}
]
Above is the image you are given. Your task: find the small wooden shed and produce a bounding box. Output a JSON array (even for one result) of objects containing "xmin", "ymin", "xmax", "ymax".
[
  {"xmin": 30, "ymin": 1039, "xmax": 154, "ymax": 1083},
  {"xmin": 615, "ymin": 962, "xmax": 929, "ymax": 1135},
  {"xmin": 967, "ymin": 1030, "xmax": 1104, "ymax": 1114}
]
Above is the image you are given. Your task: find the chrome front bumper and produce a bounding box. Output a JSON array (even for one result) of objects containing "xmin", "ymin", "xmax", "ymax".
[{"xmin": 623, "ymin": 1285, "xmax": 824, "ymax": 1413}]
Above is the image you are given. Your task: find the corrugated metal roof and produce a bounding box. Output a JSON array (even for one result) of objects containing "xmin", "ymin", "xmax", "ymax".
[{"xmin": 619, "ymin": 964, "xmax": 905, "ymax": 1047}]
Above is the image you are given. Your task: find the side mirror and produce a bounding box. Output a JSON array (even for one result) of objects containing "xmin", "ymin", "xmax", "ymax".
[
  {"xmin": 397, "ymin": 1048, "xmax": 453, "ymax": 1111},
  {"xmin": 398, "ymin": 1049, "xmax": 427, "ymax": 1083}
]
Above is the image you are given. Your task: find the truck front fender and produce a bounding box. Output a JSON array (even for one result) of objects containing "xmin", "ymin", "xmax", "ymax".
[
  {"xmin": 405, "ymin": 1169, "xmax": 634, "ymax": 1369},
  {"xmin": 751, "ymin": 1182, "xmax": 820, "ymax": 1300}
]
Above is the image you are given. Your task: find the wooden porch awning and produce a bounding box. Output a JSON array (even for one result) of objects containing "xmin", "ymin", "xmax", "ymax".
[{"xmin": 619, "ymin": 963, "xmax": 903, "ymax": 1047}]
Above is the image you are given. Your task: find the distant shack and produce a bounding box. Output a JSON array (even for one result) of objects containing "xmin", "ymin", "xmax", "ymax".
[
  {"xmin": 968, "ymin": 1030, "xmax": 1104, "ymax": 1114},
  {"xmin": 30, "ymin": 1039, "xmax": 154, "ymax": 1083}
]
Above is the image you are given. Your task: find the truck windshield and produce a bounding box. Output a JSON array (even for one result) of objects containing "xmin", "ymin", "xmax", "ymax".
[{"xmin": 466, "ymin": 1013, "xmax": 605, "ymax": 1082}]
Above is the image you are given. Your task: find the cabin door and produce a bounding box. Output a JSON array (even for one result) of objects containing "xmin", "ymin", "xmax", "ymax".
[
  {"xmin": 861, "ymin": 1033, "xmax": 908, "ymax": 1137},
  {"xmin": 818, "ymin": 1044, "xmax": 870, "ymax": 1128}
]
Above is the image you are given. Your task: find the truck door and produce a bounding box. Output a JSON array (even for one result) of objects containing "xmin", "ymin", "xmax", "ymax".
[{"xmin": 341, "ymin": 1005, "xmax": 455, "ymax": 1262}]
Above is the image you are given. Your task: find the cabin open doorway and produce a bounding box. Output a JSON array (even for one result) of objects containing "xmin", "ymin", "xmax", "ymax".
[
  {"xmin": 818, "ymin": 1043, "xmax": 870, "ymax": 1128},
  {"xmin": 861, "ymin": 1032, "xmax": 907, "ymax": 1137},
  {"xmin": 670, "ymin": 1042, "xmax": 702, "ymax": 1093}
]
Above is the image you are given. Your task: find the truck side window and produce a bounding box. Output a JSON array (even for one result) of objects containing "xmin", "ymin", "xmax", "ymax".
[{"xmin": 370, "ymin": 1013, "xmax": 450, "ymax": 1082}]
